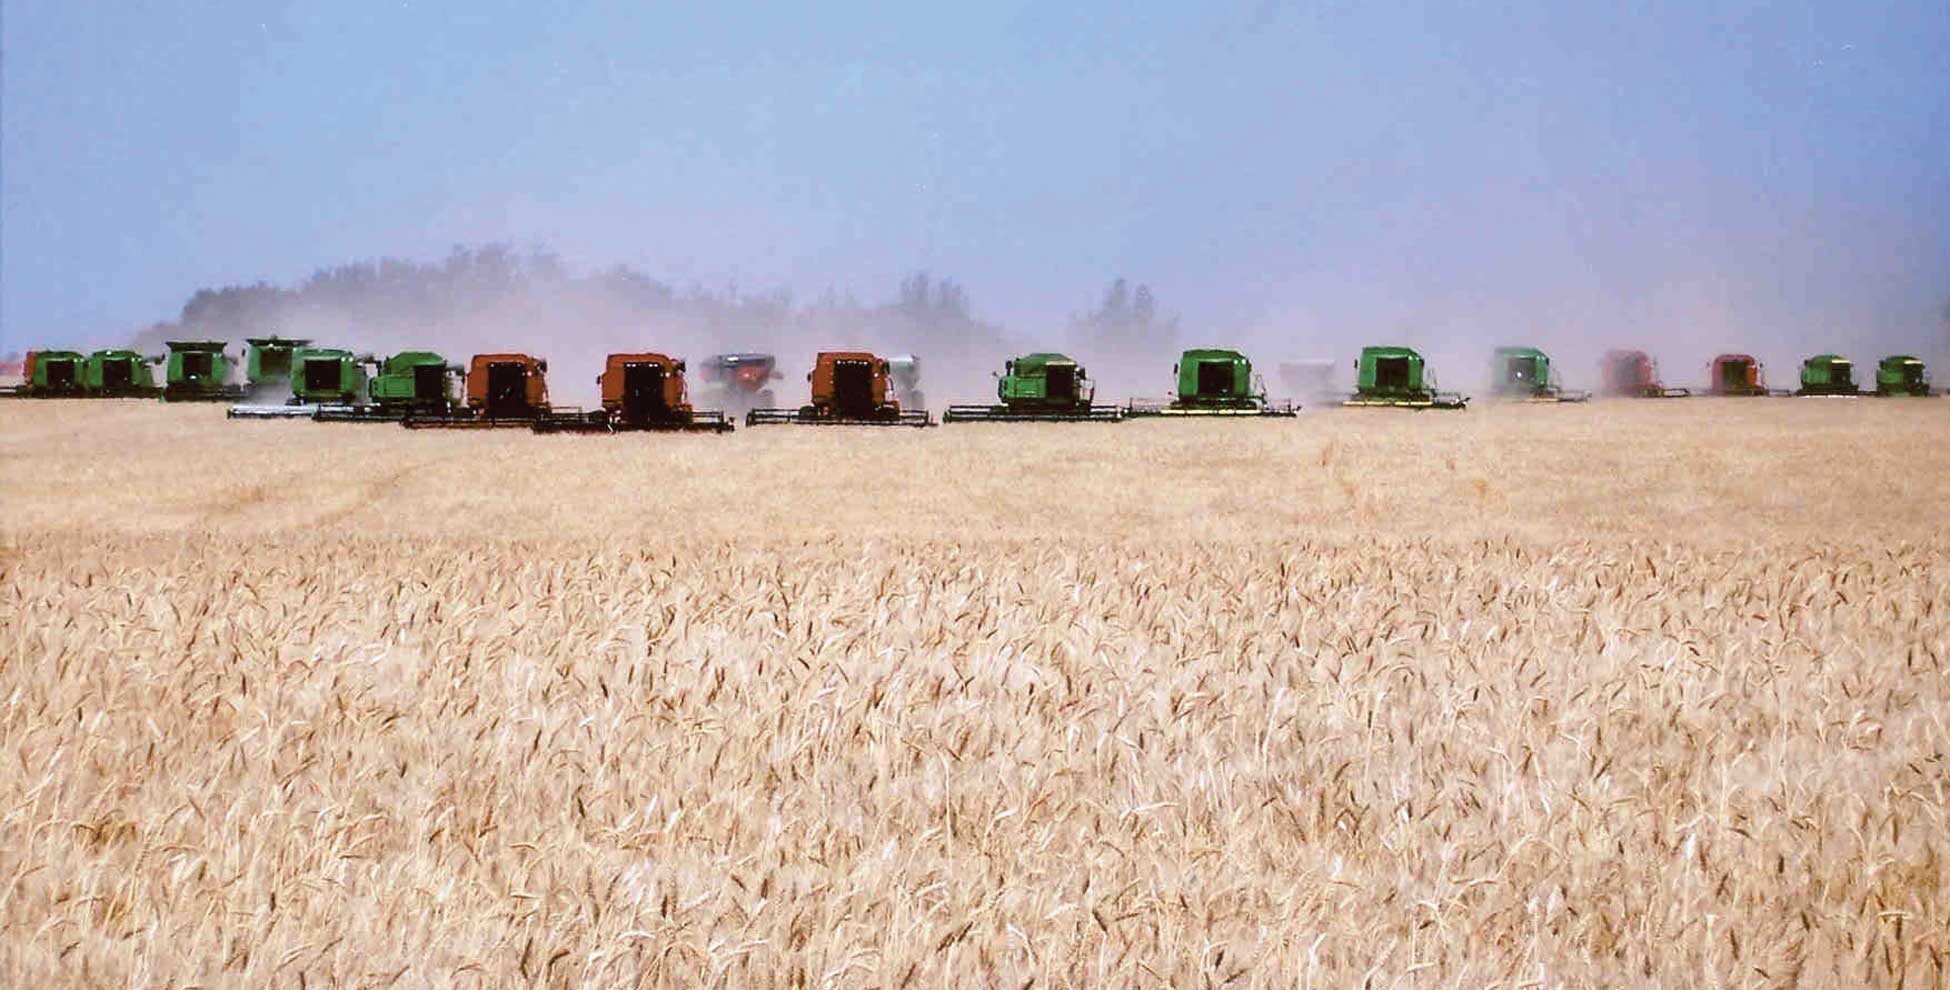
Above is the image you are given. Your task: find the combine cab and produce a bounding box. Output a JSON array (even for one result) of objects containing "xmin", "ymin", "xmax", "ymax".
[
  {"xmin": 0, "ymin": 350, "xmax": 88, "ymax": 398},
  {"xmin": 1491, "ymin": 346, "xmax": 1589, "ymax": 402},
  {"xmin": 1873, "ymin": 355, "xmax": 1932, "ymax": 397},
  {"xmin": 944, "ymin": 352, "xmax": 1123, "ymax": 423},
  {"xmin": 1125, "ymin": 348, "xmax": 1296, "ymax": 417},
  {"xmin": 532, "ymin": 353, "xmax": 732, "ymax": 433},
  {"xmin": 162, "ymin": 341, "xmax": 244, "ymax": 402},
  {"xmin": 1342, "ymin": 346, "xmax": 1467, "ymax": 409},
  {"xmin": 404, "ymin": 353, "xmax": 552, "ymax": 429},
  {"xmin": 1599, "ymin": 350, "xmax": 1689, "ymax": 398},
  {"xmin": 1795, "ymin": 354, "xmax": 1861, "ymax": 397},
  {"xmin": 747, "ymin": 351, "xmax": 933, "ymax": 426},
  {"xmin": 82, "ymin": 349, "xmax": 162, "ymax": 397},
  {"xmin": 243, "ymin": 336, "xmax": 312, "ymax": 397},
  {"xmin": 696, "ymin": 353, "xmax": 781, "ymax": 418},
  {"xmin": 1708, "ymin": 354, "xmax": 1778, "ymax": 396}
]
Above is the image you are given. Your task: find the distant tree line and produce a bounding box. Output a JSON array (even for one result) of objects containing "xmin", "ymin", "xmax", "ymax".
[{"xmin": 132, "ymin": 244, "xmax": 1180, "ymax": 369}]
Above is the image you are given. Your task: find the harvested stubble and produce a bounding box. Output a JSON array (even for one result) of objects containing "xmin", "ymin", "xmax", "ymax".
[{"xmin": 1, "ymin": 398, "xmax": 1947, "ymax": 988}]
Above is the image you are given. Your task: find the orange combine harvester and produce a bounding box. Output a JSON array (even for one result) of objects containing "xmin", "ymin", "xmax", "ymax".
[{"xmin": 745, "ymin": 351, "xmax": 933, "ymax": 426}]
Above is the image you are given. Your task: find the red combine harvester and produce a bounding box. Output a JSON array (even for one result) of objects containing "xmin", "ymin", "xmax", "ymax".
[
  {"xmin": 532, "ymin": 353, "xmax": 732, "ymax": 434},
  {"xmin": 1599, "ymin": 350, "xmax": 1689, "ymax": 398},
  {"xmin": 1708, "ymin": 353, "xmax": 1782, "ymax": 397},
  {"xmin": 695, "ymin": 353, "xmax": 781, "ymax": 419},
  {"xmin": 404, "ymin": 353, "xmax": 551, "ymax": 428}
]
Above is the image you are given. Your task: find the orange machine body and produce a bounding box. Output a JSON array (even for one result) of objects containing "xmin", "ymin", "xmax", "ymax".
[
  {"xmin": 806, "ymin": 351, "xmax": 898, "ymax": 418},
  {"xmin": 465, "ymin": 353, "xmax": 550, "ymax": 418},
  {"xmin": 1710, "ymin": 353, "xmax": 1765, "ymax": 395},
  {"xmin": 599, "ymin": 353, "xmax": 693, "ymax": 422}
]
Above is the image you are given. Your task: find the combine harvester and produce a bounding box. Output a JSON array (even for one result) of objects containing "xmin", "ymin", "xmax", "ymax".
[
  {"xmin": 0, "ymin": 350, "xmax": 88, "ymax": 398},
  {"xmin": 747, "ymin": 351, "xmax": 933, "ymax": 426},
  {"xmin": 1599, "ymin": 350, "xmax": 1689, "ymax": 398},
  {"xmin": 1341, "ymin": 346, "xmax": 1467, "ymax": 409},
  {"xmin": 228, "ymin": 336, "xmax": 321, "ymax": 418},
  {"xmin": 1490, "ymin": 346, "xmax": 1590, "ymax": 402},
  {"xmin": 315, "ymin": 351, "xmax": 465, "ymax": 421},
  {"xmin": 244, "ymin": 336, "xmax": 310, "ymax": 396},
  {"xmin": 1125, "ymin": 348, "xmax": 1296, "ymax": 418},
  {"xmin": 1794, "ymin": 354, "xmax": 1862, "ymax": 397},
  {"xmin": 532, "ymin": 353, "xmax": 732, "ymax": 433},
  {"xmin": 83, "ymin": 349, "xmax": 162, "ymax": 398},
  {"xmin": 943, "ymin": 352, "xmax": 1123, "ymax": 423},
  {"xmin": 1873, "ymin": 355, "xmax": 1935, "ymax": 397},
  {"xmin": 231, "ymin": 344, "xmax": 369, "ymax": 419},
  {"xmin": 161, "ymin": 341, "xmax": 245, "ymax": 402},
  {"xmin": 1706, "ymin": 354, "xmax": 1786, "ymax": 396},
  {"xmin": 404, "ymin": 353, "xmax": 553, "ymax": 429},
  {"xmin": 696, "ymin": 353, "xmax": 781, "ymax": 419}
]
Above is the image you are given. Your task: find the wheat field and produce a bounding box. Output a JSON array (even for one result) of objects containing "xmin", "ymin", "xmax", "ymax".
[{"xmin": 2, "ymin": 398, "xmax": 1947, "ymax": 988}]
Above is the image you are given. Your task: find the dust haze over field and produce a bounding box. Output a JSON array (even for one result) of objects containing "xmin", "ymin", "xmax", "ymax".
[{"xmin": 3, "ymin": 399, "xmax": 1949, "ymax": 987}]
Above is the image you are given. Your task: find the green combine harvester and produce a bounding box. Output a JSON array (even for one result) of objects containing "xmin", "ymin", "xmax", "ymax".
[
  {"xmin": 1490, "ymin": 346, "xmax": 1589, "ymax": 402},
  {"xmin": 229, "ymin": 336, "xmax": 333, "ymax": 418},
  {"xmin": 944, "ymin": 352, "xmax": 1123, "ymax": 422},
  {"xmin": 82, "ymin": 349, "xmax": 162, "ymax": 397},
  {"xmin": 0, "ymin": 349, "xmax": 89, "ymax": 398},
  {"xmin": 1342, "ymin": 346, "xmax": 1468, "ymax": 409},
  {"xmin": 314, "ymin": 351, "xmax": 465, "ymax": 422},
  {"xmin": 161, "ymin": 341, "xmax": 245, "ymax": 401},
  {"xmin": 1872, "ymin": 355, "xmax": 1933, "ymax": 397},
  {"xmin": 1125, "ymin": 348, "xmax": 1296, "ymax": 417},
  {"xmin": 243, "ymin": 336, "xmax": 311, "ymax": 396},
  {"xmin": 1795, "ymin": 354, "xmax": 1861, "ymax": 397},
  {"xmin": 289, "ymin": 347, "xmax": 372, "ymax": 404}
]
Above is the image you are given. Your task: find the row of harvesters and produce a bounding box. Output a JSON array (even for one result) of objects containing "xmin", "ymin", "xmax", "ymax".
[
  {"xmin": 1600, "ymin": 351, "xmax": 1937, "ymax": 398},
  {"xmin": 0, "ymin": 348, "xmax": 167, "ymax": 398}
]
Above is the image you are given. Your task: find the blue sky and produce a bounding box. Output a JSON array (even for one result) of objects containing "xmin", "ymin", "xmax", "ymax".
[{"xmin": 4, "ymin": 1, "xmax": 1947, "ymax": 360}]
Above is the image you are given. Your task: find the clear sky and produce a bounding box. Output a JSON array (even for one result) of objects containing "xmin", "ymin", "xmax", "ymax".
[{"xmin": 4, "ymin": 1, "xmax": 1947, "ymax": 358}]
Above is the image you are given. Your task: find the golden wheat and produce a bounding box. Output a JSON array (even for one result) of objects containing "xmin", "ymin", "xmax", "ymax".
[{"xmin": 1, "ymin": 398, "xmax": 1946, "ymax": 987}]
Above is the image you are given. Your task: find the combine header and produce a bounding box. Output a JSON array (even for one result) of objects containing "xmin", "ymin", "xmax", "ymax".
[
  {"xmin": 1599, "ymin": 350, "xmax": 1689, "ymax": 398},
  {"xmin": 1342, "ymin": 346, "xmax": 1467, "ymax": 409},
  {"xmin": 1795, "ymin": 354, "xmax": 1862, "ymax": 397},
  {"xmin": 162, "ymin": 341, "xmax": 244, "ymax": 401},
  {"xmin": 532, "ymin": 353, "xmax": 732, "ymax": 433},
  {"xmin": 944, "ymin": 352, "xmax": 1123, "ymax": 423},
  {"xmin": 83, "ymin": 349, "xmax": 162, "ymax": 398},
  {"xmin": 747, "ymin": 351, "xmax": 933, "ymax": 426},
  {"xmin": 0, "ymin": 350, "xmax": 87, "ymax": 398},
  {"xmin": 1873, "ymin": 355, "xmax": 1935, "ymax": 397},
  {"xmin": 1707, "ymin": 354, "xmax": 1781, "ymax": 396},
  {"xmin": 696, "ymin": 353, "xmax": 781, "ymax": 418},
  {"xmin": 1490, "ymin": 346, "xmax": 1590, "ymax": 402},
  {"xmin": 404, "ymin": 353, "xmax": 552, "ymax": 429},
  {"xmin": 1125, "ymin": 348, "xmax": 1296, "ymax": 417}
]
